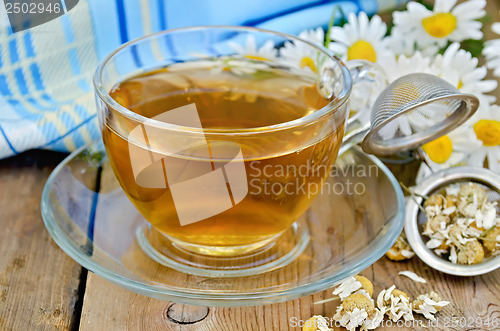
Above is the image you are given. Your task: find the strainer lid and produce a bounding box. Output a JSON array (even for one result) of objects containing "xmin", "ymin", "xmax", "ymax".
[{"xmin": 361, "ymin": 73, "xmax": 479, "ymax": 156}]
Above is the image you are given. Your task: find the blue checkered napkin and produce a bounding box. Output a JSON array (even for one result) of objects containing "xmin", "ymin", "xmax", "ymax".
[{"xmin": 0, "ymin": 0, "xmax": 407, "ymax": 159}]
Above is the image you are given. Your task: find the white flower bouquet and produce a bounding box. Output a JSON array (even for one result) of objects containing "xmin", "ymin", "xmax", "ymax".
[{"xmin": 290, "ymin": 0, "xmax": 500, "ymax": 176}]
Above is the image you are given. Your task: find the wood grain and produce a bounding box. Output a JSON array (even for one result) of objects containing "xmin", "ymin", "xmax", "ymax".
[
  {"xmin": 2, "ymin": 1, "xmax": 500, "ymax": 330},
  {"xmin": 0, "ymin": 151, "xmax": 83, "ymax": 331},
  {"xmin": 78, "ymin": 0, "xmax": 500, "ymax": 328},
  {"xmin": 79, "ymin": 260, "xmax": 500, "ymax": 331}
]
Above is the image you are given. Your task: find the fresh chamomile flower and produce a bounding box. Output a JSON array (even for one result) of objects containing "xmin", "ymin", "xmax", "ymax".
[
  {"xmin": 393, "ymin": 0, "xmax": 486, "ymax": 49},
  {"xmin": 377, "ymin": 51, "xmax": 435, "ymax": 82},
  {"xmin": 228, "ymin": 35, "xmax": 278, "ymax": 61},
  {"xmin": 385, "ymin": 27, "xmax": 439, "ymax": 57},
  {"xmin": 420, "ymin": 124, "xmax": 482, "ymax": 171},
  {"xmin": 279, "ymin": 27, "xmax": 325, "ymax": 74},
  {"xmin": 166, "ymin": 57, "xmax": 269, "ymax": 76},
  {"xmin": 433, "ymin": 42, "xmax": 497, "ymax": 104},
  {"xmin": 327, "ymin": 12, "xmax": 391, "ymax": 120},
  {"xmin": 211, "ymin": 58, "xmax": 271, "ymax": 76},
  {"xmin": 466, "ymin": 104, "xmax": 500, "ymax": 172},
  {"xmin": 328, "ymin": 12, "xmax": 392, "ymax": 63},
  {"xmin": 483, "ymin": 23, "xmax": 500, "ymax": 78},
  {"xmin": 351, "ymin": 51, "xmax": 432, "ymax": 131}
]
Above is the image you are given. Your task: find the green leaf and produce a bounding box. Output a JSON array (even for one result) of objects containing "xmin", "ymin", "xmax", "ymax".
[
  {"xmin": 478, "ymin": 14, "xmax": 491, "ymax": 25},
  {"xmin": 416, "ymin": 0, "xmax": 434, "ymax": 10},
  {"xmin": 461, "ymin": 39, "xmax": 485, "ymax": 58}
]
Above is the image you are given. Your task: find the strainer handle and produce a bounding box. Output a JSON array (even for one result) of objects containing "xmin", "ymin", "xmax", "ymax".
[{"xmin": 341, "ymin": 60, "xmax": 388, "ymax": 155}]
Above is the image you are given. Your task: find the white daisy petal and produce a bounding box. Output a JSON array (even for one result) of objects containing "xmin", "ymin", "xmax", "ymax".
[
  {"xmin": 327, "ymin": 12, "xmax": 391, "ymax": 64},
  {"xmin": 393, "ymin": 0, "xmax": 485, "ymax": 50}
]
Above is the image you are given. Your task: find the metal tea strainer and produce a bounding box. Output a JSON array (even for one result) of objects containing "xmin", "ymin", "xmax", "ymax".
[{"xmin": 359, "ymin": 73, "xmax": 479, "ymax": 156}]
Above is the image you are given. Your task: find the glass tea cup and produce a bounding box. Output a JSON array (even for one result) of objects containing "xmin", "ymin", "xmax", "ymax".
[{"xmin": 94, "ymin": 26, "xmax": 382, "ymax": 257}]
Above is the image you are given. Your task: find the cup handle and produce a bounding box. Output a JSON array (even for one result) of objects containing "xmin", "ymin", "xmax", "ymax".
[{"xmin": 339, "ymin": 60, "xmax": 388, "ymax": 155}]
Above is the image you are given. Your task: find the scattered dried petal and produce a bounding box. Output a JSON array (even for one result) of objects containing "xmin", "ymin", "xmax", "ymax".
[
  {"xmin": 426, "ymin": 238, "xmax": 444, "ymax": 249},
  {"xmin": 363, "ymin": 308, "xmax": 384, "ymax": 330},
  {"xmin": 457, "ymin": 239, "xmax": 484, "ymax": 264},
  {"xmin": 334, "ymin": 307, "xmax": 368, "ymax": 331},
  {"xmin": 332, "ymin": 277, "xmax": 362, "ymax": 300},
  {"xmin": 399, "ymin": 271, "xmax": 427, "ymax": 283}
]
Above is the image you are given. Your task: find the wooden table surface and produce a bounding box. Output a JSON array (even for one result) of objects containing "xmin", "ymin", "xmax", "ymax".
[{"xmin": 2, "ymin": 2, "xmax": 500, "ymax": 330}]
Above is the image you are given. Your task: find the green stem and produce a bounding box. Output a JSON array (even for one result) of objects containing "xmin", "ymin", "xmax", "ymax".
[
  {"xmin": 400, "ymin": 182, "xmax": 428, "ymax": 214},
  {"xmin": 399, "ymin": 182, "xmax": 429, "ymax": 200},
  {"xmin": 479, "ymin": 226, "xmax": 497, "ymax": 238},
  {"xmin": 324, "ymin": 6, "xmax": 338, "ymax": 47}
]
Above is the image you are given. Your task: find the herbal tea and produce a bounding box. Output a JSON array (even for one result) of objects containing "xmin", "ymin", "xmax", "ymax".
[{"xmin": 103, "ymin": 61, "xmax": 345, "ymax": 253}]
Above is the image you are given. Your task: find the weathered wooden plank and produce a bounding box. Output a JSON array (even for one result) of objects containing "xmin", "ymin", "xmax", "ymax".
[{"xmin": 0, "ymin": 151, "xmax": 83, "ymax": 331}]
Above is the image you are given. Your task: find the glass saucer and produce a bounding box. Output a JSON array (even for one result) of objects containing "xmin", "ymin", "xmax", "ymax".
[{"xmin": 41, "ymin": 141, "xmax": 404, "ymax": 306}]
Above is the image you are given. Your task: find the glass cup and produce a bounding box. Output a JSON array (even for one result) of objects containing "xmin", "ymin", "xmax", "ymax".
[{"xmin": 94, "ymin": 26, "xmax": 376, "ymax": 257}]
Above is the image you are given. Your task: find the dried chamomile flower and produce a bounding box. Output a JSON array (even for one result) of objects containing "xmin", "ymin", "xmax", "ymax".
[
  {"xmin": 457, "ymin": 183, "xmax": 487, "ymax": 218},
  {"xmin": 424, "ymin": 193, "xmax": 445, "ymax": 209},
  {"xmin": 445, "ymin": 194, "xmax": 459, "ymax": 208},
  {"xmin": 422, "ymin": 181, "xmax": 500, "ymax": 264},
  {"xmin": 333, "ymin": 293, "xmax": 383, "ymax": 331},
  {"xmin": 362, "ymin": 308, "xmax": 385, "ymax": 330},
  {"xmin": 471, "ymin": 201, "xmax": 498, "ymax": 231},
  {"xmin": 482, "ymin": 226, "xmax": 500, "ymax": 254},
  {"xmin": 425, "ymin": 215, "xmax": 450, "ymax": 234},
  {"xmin": 333, "ymin": 307, "xmax": 368, "ymax": 331},
  {"xmin": 332, "ymin": 276, "xmax": 371, "ymax": 301},
  {"xmin": 412, "ymin": 291, "xmax": 449, "ymax": 321},
  {"xmin": 458, "ymin": 183, "xmax": 487, "ymax": 205},
  {"xmin": 343, "ymin": 293, "xmax": 374, "ymax": 312},
  {"xmin": 302, "ymin": 315, "xmax": 331, "ymax": 331},
  {"xmin": 424, "ymin": 194, "xmax": 445, "ymax": 218},
  {"xmin": 386, "ymin": 231, "xmax": 415, "ymax": 261},
  {"xmin": 457, "ymin": 239, "xmax": 484, "ymax": 264},
  {"xmin": 448, "ymin": 222, "xmax": 468, "ymax": 247},
  {"xmin": 445, "ymin": 183, "xmax": 460, "ymax": 196},
  {"xmin": 354, "ymin": 275, "xmax": 374, "ymax": 297},
  {"xmin": 377, "ymin": 285, "xmax": 413, "ymax": 322}
]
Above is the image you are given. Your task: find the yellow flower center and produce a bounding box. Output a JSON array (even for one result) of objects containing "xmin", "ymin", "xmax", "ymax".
[
  {"xmin": 457, "ymin": 80, "xmax": 463, "ymax": 90},
  {"xmin": 347, "ymin": 40, "xmax": 377, "ymax": 62},
  {"xmin": 422, "ymin": 13, "xmax": 457, "ymax": 38},
  {"xmin": 474, "ymin": 120, "xmax": 500, "ymax": 146},
  {"xmin": 422, "ymin": 135, "xmax": 453, "ymax": 164},
  {"xmin": 244, "ymin": 54, "xmax": 269, "ymax": 61},
  {"xmin": 300, "ymin": 56, "xmax": 317, "ymax": 73}
]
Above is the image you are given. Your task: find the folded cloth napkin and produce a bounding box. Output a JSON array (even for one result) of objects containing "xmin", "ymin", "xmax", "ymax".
[{"xmin": 0, "ymin": 0, "xmax": 407, "ymax": 159}]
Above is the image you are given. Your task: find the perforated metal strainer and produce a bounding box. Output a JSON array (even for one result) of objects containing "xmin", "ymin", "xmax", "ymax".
[{"xmin": 361, "ymin": 73, "xmax": 480, "ymax": 156}]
